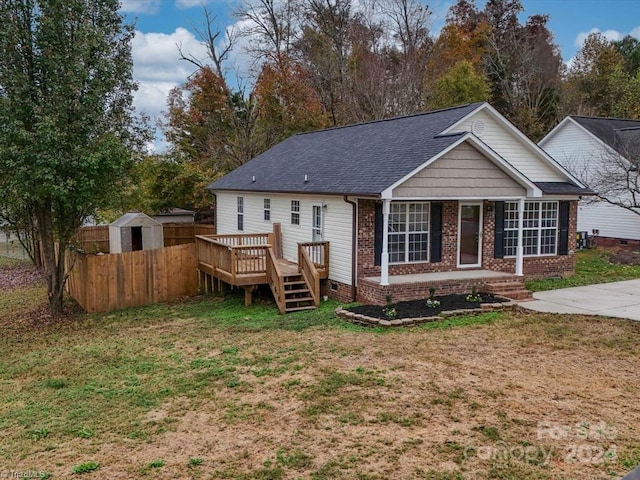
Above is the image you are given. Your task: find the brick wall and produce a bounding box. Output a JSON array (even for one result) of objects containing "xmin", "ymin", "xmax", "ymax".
[
  {"xmin": 357, "ymin": 275, "xmax": 516, "ymax": 305},
  {"xmin": 323, "ymin": 279, "xmax": 354, "ymax": 303},
  {"xmin": 356, "ymin": 199, "xmax": 579, "ymax": 288}
]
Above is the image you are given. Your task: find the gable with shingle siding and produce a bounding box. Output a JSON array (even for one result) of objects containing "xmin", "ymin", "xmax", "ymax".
[
  {"xmin": 449, "ymin": 109, "xmax": 567, "ymax": 182},
  {"xmin": 393, "ymin": 142, "xmax": 526, "ymax": 198}
]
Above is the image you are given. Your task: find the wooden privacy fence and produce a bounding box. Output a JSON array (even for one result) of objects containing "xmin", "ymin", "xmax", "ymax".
[
  {"xmin": 162, "ymin": 223, "xmax": 216, "ymax": 246},
  {"xmin": 74, "ymin": 222, "xmax": 216, "ymax": 253},
  {"xmin": 74, "ymin": 225, "xmax": 110, "ymax": 253},
  {"xmin": 66, "ymin": 243, "xmax": 198, "ymax": 313}
]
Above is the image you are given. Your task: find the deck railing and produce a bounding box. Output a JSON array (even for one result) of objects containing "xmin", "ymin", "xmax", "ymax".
[
  {"xmin": 298, "ymin": 247, "xmax": 320, "ymax": 307},
  {"xmin": 265, "ymin": 247, "xmax": 286, "ymax": 313},
  {"xmin": 196, "ymin": 234, "xmax": 273, "ymax": 285},
  {"xmin": 298, "ymin": 242, "xmax": 329, "ymax": 278},
  {"xmin": 211, "ymin": 233, "xmax": 273, "ymax": 247}
]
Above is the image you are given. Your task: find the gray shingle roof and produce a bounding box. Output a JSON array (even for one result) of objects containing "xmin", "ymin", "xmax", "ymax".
[
  {"xmin": 207, "ymin": 103, "xmax": 484, "ymax": 196},
  {"xmin": 535, "ymin": 182, "xmax": 593, "ymax": 196},
  {"xmin": 572, "ymin": 116, "xmax": 640, "ymax": 158}
]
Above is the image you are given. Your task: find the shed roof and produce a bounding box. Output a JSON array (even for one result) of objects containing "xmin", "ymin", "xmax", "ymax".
[{"xmin": 110, "ymin": 212, "xmax": 162, "ymax": 228}]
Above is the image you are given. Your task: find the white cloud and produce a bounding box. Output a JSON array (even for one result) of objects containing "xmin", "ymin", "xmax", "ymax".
[
  {"xmin": 131, "ymin": 28, "xmax": 209, "ymax": 150},
  {"xmin": 175, "ymin": 0, "xmax": 212, "ymax": 9},
  {"xmin": 120, "ymin": 0, "xmax": 161, "ymax": 14},
  {"xmin": 574, "ymin": 26, "xmax": 640, "ymax": 48}
]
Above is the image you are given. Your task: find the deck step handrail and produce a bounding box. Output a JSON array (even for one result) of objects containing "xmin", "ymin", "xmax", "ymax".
[
  {"xmin": 298, "ymin": 246, "xmax": 320, "ymax": 307},
  {"xmin": 266, "ymin": 247, "xmax": 286, "ymax": 313},
  {"xmin": 298, "ymin": 241, "xmax": 329, "ymax": 277}
]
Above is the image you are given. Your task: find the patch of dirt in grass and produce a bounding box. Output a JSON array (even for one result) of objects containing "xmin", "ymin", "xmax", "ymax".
[
  {"xmin": 47, "ymin": 315, "xmax": 638, "ymax": 480},
  {"xmin": 0, "ymin": 262, "xmax": 43, "ymax": 291},
  {"xmin": 610, "ymin": 249, "xmax": 640, "ymax": 266}
]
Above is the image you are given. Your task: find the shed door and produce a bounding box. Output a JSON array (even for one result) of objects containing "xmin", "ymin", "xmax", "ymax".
[{"xmin": 131, "ymin": 226, "xmax": 143, "ymax": 251}]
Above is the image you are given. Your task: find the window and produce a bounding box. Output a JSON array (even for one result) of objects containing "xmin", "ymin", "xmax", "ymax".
[
  {"xmin": 504, "ymin": 201, "xmax": 558, "ymax": 256},
  {"xmin": 388, "ymin": 202, "xmax": 429, "ymax": 263},
  {"xmin": 291, "ymin": 200, "xmax": 300, "ymax": 225},
  {"xmin": 237, "ymin": 197, "xmax": 244, "ymax": 231},
  {"xmin": 263, "ymin": 198, "xmax": 271, "ymax": 221}
]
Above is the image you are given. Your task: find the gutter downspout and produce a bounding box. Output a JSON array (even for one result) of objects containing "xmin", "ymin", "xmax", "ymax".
[{"xmin": 344, "ymin": 196, "xmax": 358, "ymax": 302}]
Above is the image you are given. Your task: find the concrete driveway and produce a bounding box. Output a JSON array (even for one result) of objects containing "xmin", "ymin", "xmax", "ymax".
[{"xmin": 520, "ymin": 279, "xmax": 640, "ymax": 321}]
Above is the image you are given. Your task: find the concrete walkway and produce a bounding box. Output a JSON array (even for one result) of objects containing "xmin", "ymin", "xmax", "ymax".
[{"xmin": 520, "ymin": 279, "xmax": 640, "ymax": 321}]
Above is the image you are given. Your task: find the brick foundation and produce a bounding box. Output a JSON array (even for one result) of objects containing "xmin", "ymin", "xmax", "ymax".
[
  {"xmin": 593, "ymin": 237, "xmax": 640, "ymax": 249},
  {"xmin": 323, "ymin": 279, "xmax": 354, "ymax": 303},
  {"xmin": 357, "ymin": 275, "xmax": 517, "ymax": 305}
]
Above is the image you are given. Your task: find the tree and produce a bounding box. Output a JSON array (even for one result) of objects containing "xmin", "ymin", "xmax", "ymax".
[
  {"xmin": 429, "ymin": 60, "xmax": 490, "ymax": 109},
  {"xmin": 0, "ymin": 0, "xmax": 142, "ymax": 316},
  {"xmin": 571, "ymin": 132, "xmax": 640, "ymax": 217}
]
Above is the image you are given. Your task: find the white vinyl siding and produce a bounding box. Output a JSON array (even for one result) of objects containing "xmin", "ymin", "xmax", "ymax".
[
  {"xmin": 451, "ymin": 110, "xmax": 565, "ymax": 182},
  {"xmin": 541, "ymin": 120, "xmax": 640, "ymax": 240},
  {"xmin": 215, "ymin": 192, "xmax": 354, "ymax": 285}
]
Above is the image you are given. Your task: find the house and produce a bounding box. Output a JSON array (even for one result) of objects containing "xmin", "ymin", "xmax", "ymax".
[
  {"xmin": 540, "ymin": 115, "xmax": 640, "ymax": 247},
  {"xmin": 204, "ymin": 103, "xmax": 590, "ymax": 309},
  {"xmin": 152, "ymin": 207, "xmax": 196, "ymax": 224}
]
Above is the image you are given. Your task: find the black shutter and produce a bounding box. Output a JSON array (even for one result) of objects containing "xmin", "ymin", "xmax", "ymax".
[
  {"xmin": 559, "ymin": 200, "xmax": 570, "ymax": 255},
  {"xmin": 494, "ymin": 201, "xmax": 505, "ymax": 259},
  {"xmin": 374, "ymin": 203, "xmax": 383, "ymax": 266},
  {"xmin": 430, "ymin": 203, "xmax": 443, "ymax": 262}
]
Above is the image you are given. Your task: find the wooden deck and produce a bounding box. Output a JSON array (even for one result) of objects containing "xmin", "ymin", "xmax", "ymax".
[{"xmin": 195, "ymin": 234, "xmax": 329, "ymax": 313}]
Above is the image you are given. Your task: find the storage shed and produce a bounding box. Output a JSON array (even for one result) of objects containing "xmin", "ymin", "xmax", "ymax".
[{"xmin": 109, "ymin": 212, "xmax": 164, "ymax": 254}]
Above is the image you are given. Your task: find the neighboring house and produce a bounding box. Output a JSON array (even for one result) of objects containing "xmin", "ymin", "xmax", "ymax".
[
  {"xmin": 540, "ymin": 116, "xmax": 640, "ymax": 246},
  {"xmin": 152, "ymin": 207, "xmax": 196, "ymax": 224},
  {"xmin": 207, "ymin": 102, "xmax": 589, "ymax": 305}
]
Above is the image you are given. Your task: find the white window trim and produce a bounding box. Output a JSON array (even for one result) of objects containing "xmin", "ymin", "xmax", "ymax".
[
  {"xmin": 237, "ymin": 196, "xmax": 244, "ymax": 231},
  {"xmin": 263, "ymin": 198, "xmax": 271, "ymax": 222},
  {"xmin": 504, "ymin": 200, "xmax": 559, "ymax": 258},
  {"xmin": 387, "ymin": 201, "xmax": 431, "ymax": 265},
  {"xmin": 290, "ymin": 199, "xmax": 300, "ymax": 226}
]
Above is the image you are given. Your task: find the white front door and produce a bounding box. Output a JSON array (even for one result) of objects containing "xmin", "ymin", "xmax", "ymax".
[
  {"xmin": 312, "ymin": 205, "xmax": 323, "ymax": 241},
  {"xmin": 458, "ymin": 203, "xmax": 483, "ymax": 267}
]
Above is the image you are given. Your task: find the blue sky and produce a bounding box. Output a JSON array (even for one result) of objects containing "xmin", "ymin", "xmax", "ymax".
[{"xmin": 120, "ymin": 0, "xmax": 640, "ymax": 150}]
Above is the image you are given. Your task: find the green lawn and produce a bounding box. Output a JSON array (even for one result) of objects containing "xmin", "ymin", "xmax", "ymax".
[
  {"xmin": 526, "ymin": 247, "xmax": 640, "ymax": 292},
  {"xmin": 1, "ymin": 273, "xmax": 640, "ymax": 479}
]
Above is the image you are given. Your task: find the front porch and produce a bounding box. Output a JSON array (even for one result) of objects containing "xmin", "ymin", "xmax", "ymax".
[
  {"xmin": 358, "ymin": 269, "xmax": 532, "ymax": 306},
  {"xmin": 195, "ymin": 233, "xmax": 329, "ymax": 313}
]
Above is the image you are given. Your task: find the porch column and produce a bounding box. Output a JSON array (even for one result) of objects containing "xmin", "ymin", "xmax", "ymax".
[
  {"xmin": 516, "ymin": 197, "xmax": 525, "ymax": 276},
  {"xmin": 380, "ymin": 199, "xmax": 391, "ymax": 286}
]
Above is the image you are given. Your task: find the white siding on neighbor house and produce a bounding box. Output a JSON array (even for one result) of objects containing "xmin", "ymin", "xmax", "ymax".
[
  {"xmin": 541, "ymin": 121, "xmax": 640, "ymax": 240},
  {"xmin": 577, "ymin": 201, "xmax": 640, "ymax": 240},
  {"xmin": 451, "ymin": 110, "xmax": 566, "ymax": 182},
  {"xmin": 392, "ymin": 142, "xmax": 526, "ymax": 198},
  {"xmin": 539, "ymin": 120, "xmax": 605, "ymax": 182},
  {"xmin": 216, "ymin": 192, "xmax": 353, "ymax": 285}
]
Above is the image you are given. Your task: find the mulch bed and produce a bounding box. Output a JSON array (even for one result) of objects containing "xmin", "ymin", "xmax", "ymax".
[{"xmin": 347, "ymin": 293, "xmax": 508, "ymax": 320}]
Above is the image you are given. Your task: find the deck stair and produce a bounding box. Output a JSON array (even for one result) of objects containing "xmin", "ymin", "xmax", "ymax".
[
  {"xmin": 484, "ymin": 278, "xmax": 533, "ymax": 301},
  {"xmin": 283, "ymin": 274, "xmax": 316, "ymax": 312}
]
